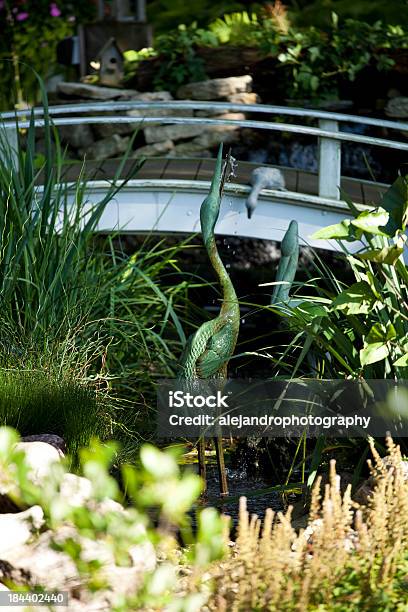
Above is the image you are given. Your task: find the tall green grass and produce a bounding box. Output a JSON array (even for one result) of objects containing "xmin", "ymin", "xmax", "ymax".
[{"xmin": 0, "ymin": 85, "xmax": 196, "ymax": 454}]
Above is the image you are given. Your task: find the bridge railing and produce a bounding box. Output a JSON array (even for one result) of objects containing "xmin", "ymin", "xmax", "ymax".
[{"xmin": 1, "ymin": 101, "xmax": 408, "ymax": 200}]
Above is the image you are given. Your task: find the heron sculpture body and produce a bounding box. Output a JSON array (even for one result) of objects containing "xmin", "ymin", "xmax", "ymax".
[
  {"xmin": 178, "ymin": 145, "xmax": 240, "ymax": 496},
  {"xmin": 271, "ymin": 220, "xmax": 299, "ymax": 306}
]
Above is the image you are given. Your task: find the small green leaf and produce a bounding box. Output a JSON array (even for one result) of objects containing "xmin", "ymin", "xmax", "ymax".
[
  {"xmin": 360, "ymin": 342, "xmax": 389, "ymax": 366},
  {"xmin": 351, "ymin": 208, "xmax": 389, "ymax": 236},
  {"xmin": 366, "ymin": 322, "xmax": 396, "ymax": 344},
  {"xmin": 311, "ymin": 219, "xmax": 353, "ymax": 240},
  {"xmin": 393, "ymin": 353, "xmax": 408, "ymax": 367}
]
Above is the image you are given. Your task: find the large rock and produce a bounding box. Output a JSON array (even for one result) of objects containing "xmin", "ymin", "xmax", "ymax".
[
  {"xmin": 57, "ymin": 82, "xmax": 139, "ymax": 100},
  {"xmin": 93, "ymin": 120, "xmax": 139, "ymax": 139},
  {"xmin": 169, "ymin": 142, "xmax": 211, "ymax": 158},
  {"xmin": 192, "ymin": 122, "xmax": 242, "ymax": 149},
  {"xmin": 226, "ymin": 92, "xmax": 259, "ymax": 105},
  {"xmin": 59, "ymin": 473, "xmax": 93, "ymax": 507},
  {"xmin": 385, "ymin": 96, "xmax": 408, "ymax": 118},
  {"xmin": 143, "ymin": 123, "xmax": 204, "ymax": 144},
  {"xmin": 20, "ymin": 434, "xmax": 66, "ymax": 454},
  {"xmin": 0, "ymin": 506, "xmax": 44, "ymax": 556},
  {"xmin": 1, "ymin": 523, "xmax": 155, "ymax": 606},
  {"xmin": 133, "ymin": 140, "xmax": 174, "ymax": 157},
  {"xmin": 176, "ymin": 75, "xmax": 252, "ymax": 100},
  {"xmin": 127, "ymin": 107, "xmax": 193, "ymax": 119},
  {"xmin": 129, "ymin": 91, "xmax": 173, "ymax": 102},
  {"xmin": 58, "ymin": 124, "xmax": 94, "ymax": 149},
  {"xmin": 82, "ymin": 134, "xmax": 130, "ymax": 160},
  {"xmin": 15, "ymin": 441, "xmax": 63, "ymax": 485}
]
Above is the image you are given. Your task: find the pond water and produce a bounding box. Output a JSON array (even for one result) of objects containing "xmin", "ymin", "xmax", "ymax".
[{"xmin": 199, "ymin": 465, "xmax": 285, "ymax": 526}]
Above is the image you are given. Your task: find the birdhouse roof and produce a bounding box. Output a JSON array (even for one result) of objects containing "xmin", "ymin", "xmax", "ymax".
[{"xmin": 96, "ymin": 37, "xmax": 123, "ymax": 60}]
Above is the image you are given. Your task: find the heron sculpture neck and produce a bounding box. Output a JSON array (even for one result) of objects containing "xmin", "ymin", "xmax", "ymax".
[{"xmin": 178, "ymin": 144, "xmax": 240, "ymax": 494}]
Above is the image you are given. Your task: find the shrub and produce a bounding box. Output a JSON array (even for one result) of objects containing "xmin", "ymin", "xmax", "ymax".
[
  {"xmin": 205, "ymin": 435, "xmax": 408, "ymax": 611},
  {"xmin": 282, "ymin": 175, "xmax": 408, "ymax": 379}
]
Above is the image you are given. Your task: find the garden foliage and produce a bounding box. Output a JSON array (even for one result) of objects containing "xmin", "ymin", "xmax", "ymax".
[
  {"xmin": 2, "ymin": 425, "xmax": 408, "ymax": 610},
  {"xmin": 129, "ymin": 11, "xmax": 408, "ymax": 99},
  {"xmin": 283, "ymin": 175, "xmax": 408, "ymax": 379},
  {"xmin": 0, "ymin": 1, "xmax": 95, "ymax": 109},
  {"xmin": 0, "ymin": 89, "xmax": 195, "ymax": 451}
]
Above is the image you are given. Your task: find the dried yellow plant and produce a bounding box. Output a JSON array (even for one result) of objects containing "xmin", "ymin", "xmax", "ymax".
[{"xmin": 203, "ymin": 435, "xmax": 408, "ymax": 611}]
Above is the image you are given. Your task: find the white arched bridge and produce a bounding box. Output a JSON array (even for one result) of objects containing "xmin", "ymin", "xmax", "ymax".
[{"xmin": 1, "ymin": 100, "xmax": 407, "ymax": 251}]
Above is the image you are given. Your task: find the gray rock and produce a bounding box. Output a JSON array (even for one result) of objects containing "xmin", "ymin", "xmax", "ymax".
[
  {"xmin": 169, "ymin": 142, "xmax": 212, "ymax": 158},
  {"xmin": 58, "ymin": 124, "xmax": 94, "ymax": 149},
  {"xmin": 192, "ymin": 126, "xmax": 241, "ymax": 149},
  {"xmin": 194, "ymin": 111, "xmax": 246, "ymax": 122},
  {"xmin": 385, "ymin": 96, "xmax": 408, "ymax": 118},
  {"xmin": 93, "ymin": 121, "xmax": 140, "ymax": 139},
  {"xmin": 133, "ymin": 140, "xmax": 174, "ymax": 157},
  {"xmin": 177, "ymin": 75, "xmax": 253, "ymax": 101},
  {"xmin": 127, "ymin": 107, "xmax": 193, "ymax": 118},
  {"xmin": 21, "ymin": 434, "xmax": 66, "ymax": 454},
  {"xmin": 0, "ymin": 506, "xmax": 44, "ymax": 556},
  {"xmin": 57, "ymin": 82, "xmax": 139, "ymax": 100},
  {"xmin": 129, "ymin": 91, "xmax": 173, "ymax": 102},
  {"xmin": 144, "ymin": 123, "xmax": 204, "ymax": 144},
  {"xmin": 82, "ymin": 134, "xmax": 130, "ymax": 160}
]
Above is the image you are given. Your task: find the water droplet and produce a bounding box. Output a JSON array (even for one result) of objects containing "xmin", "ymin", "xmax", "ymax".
[
  {"xmin": 226, "ymin": 263, "xmax": 231, "ymax": 269},
  {"xmin": 187, "ymin": 210, "xmax": 193, "ymax": 216},
  {"xmin": 242, "ymin": 318, "xmax": 246, "ymax": 324}
]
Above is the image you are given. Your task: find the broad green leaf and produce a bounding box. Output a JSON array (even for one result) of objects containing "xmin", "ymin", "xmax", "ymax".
[
  {"xmin": 394, "ymin": 353, "xmax": 408, "ymax": 367},
  {"xmin": 351, "ymin": 208, "xmax": 389, "ymax": 236},
  {"xmin": 292, "ymin": 301, "xmax": 329, "ymax": 320},
  {"xmin": 311, "ymin": 219, "xmax": 353, "ymax": 240},
  {"xmin": 358, "ymin": 244, "xmax": 403, "ymax": 265},
  {"xmin": 361, "ymin": 271, "xmax": 382, "ymax": 299},
  {"xmin": 380, "ymin": 175, "xmax": 408, "ymax": 236},
  {"xmin": 366, "ymin": 322, "xmax": 396, "ymax": 344},
  {"xmin": 331, "ymin": 281, "xmax": 377, "ymax": 315},
  {"xmin": 360, "ymin": 342, "xmax": 389, "ymax": 366}
]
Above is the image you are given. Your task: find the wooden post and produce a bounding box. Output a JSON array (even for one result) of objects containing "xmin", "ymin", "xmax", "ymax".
[
  {"xmin": 136, "ymin": 0, "xmax": 146, "ymax": 21},
  {"xmin": 318, "ymin": 119, "xmax": 341, "ymax": 200},
  {"xmin": 97, "ymin": 0, "xmax": 104, "ymax": 20}
]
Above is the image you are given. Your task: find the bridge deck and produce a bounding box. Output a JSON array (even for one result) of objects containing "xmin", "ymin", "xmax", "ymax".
[{"xmin": 64, "ymin": 157, "xmax": 388, "ymax": 206}]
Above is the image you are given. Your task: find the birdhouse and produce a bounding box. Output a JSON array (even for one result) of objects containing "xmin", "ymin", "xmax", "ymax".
[{"xmin": 96, "ymin": 38, "xmax": 124, "ymax": 87}]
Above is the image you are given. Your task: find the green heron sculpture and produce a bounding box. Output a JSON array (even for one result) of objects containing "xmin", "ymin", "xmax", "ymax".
[
  {"xmin": 271, "ymin": 220, "xmax": 299, "ymax": 306},
  {"xmin": 178, "ymin": 144, "xmax": 240, "ymax": 496}
]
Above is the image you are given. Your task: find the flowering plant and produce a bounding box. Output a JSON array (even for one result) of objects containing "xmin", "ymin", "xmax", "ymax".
[{"xmin": 0, "ymin": 1, "xmax": 96, "ymax": 109}]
